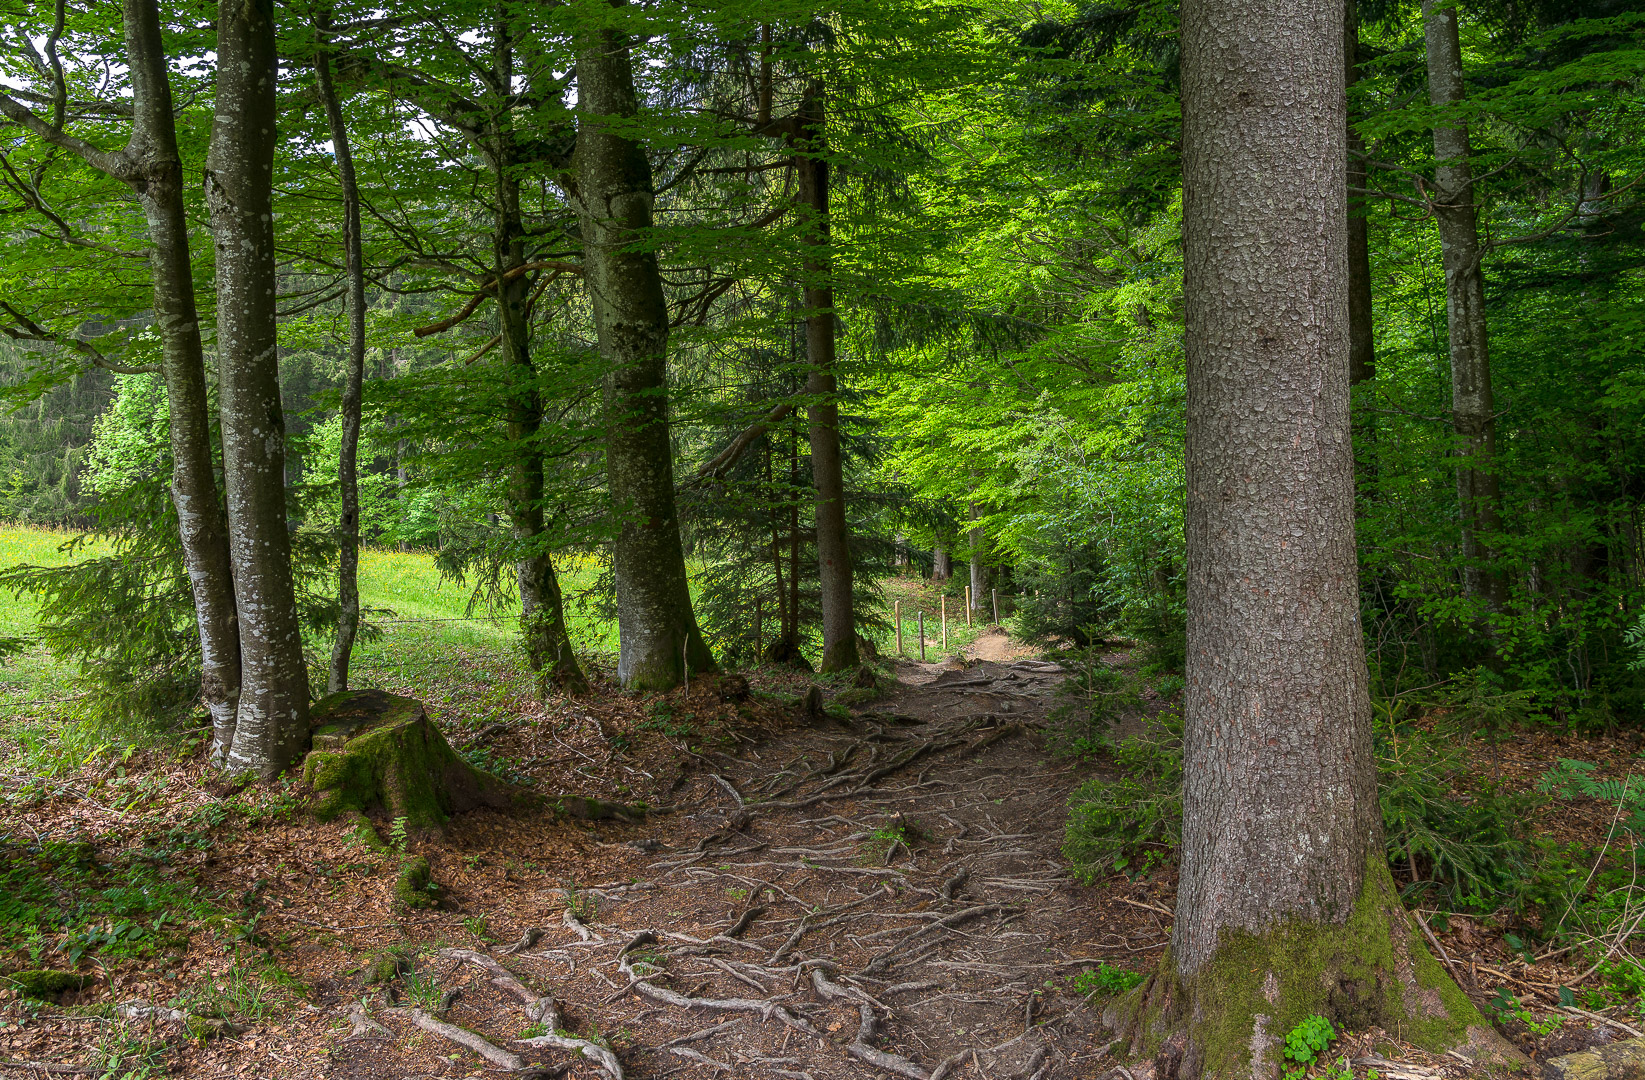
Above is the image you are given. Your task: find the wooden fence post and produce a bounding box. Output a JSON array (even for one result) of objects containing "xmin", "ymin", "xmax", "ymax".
[
  {"xmin": 965, "ymin": 586, "xmax": 972, "ymax": 627},
  {"xmin": 992, "ymin": 588, "xmax": 999, "ymax": 625},
  {"xmin": 941, "ymin": 596, "xmax": 947, "ymax": 651}
]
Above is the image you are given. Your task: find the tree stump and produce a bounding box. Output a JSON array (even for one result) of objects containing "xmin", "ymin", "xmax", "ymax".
[{"xmin": 302, "ymin": 689, "xmax": 514, "ymax": 835}]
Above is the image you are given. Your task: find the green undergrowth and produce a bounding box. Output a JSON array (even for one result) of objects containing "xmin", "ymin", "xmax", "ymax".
[{"xmin": 1059, "ymin": 650, "xmax": 1645, "ymax": 1011}]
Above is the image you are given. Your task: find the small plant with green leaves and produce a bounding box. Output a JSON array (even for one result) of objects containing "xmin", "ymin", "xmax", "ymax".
[
  {"xmin": 1063, "ymin": 709, "xmax": 1183, "ymax": 880},
  {"xmin": 1281, "ymin": 1014, "xmax": 1335, "ymax": 1080},
  {"xmin": 1068, "ymin": 964, "xmax": 1145, "ymax": 997},
  {"xmin": 90, "ymin": 1016, "xmax": 171, "ymax": 1080},
  {"xmin": 400, "ymin": 969, "xmax": 445, "ymax": 1012},
  {"xmin": 519, "ymin": 1021, "xmax": 548, "ymax": 1039},
  {"xmin": 387, "ymin": 816, "xmax": 410, "ymax": 853},
  {"xmin": 1537, "ymin": 761, "xmax": 1645, "ymax": 834},
  {"xmin": 562, "ymin": 878, "xmax": 597, "ymax": 922},
  {"xmin": 461, "ymin": 914, "xmax": 493, "ymax": 941}
]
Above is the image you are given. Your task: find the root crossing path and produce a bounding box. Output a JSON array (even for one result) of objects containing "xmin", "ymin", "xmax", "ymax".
[{"xmin": 330, "ymin": 655, "xmax": 1153, "ymax": 1080}]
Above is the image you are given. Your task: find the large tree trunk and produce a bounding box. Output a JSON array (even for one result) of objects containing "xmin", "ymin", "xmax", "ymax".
[
  {"xmin": 315, "ymin": 19, "xmax": 364, "ymax": 696},
  {"xmin": 206, "ymin": 0, "xmax": 311, "ymax": 776},
  {"xmin": 796, "ymin": 86, "xmax": 858, "ymax": 674},
  {"xmin": 574, "ymin": 6, "xmax": 714, "ymax": 690},
  {"xmin": 1134, "ymin": 0, "xmax": 1517, "ymax": 1074},
  {"xmin": 123, "ymin": 0, "xmax": 243, "ymax": 758},
  {"xmin": 1422, "ymin": 0, "xmax": 1504, "ymax": 611}
]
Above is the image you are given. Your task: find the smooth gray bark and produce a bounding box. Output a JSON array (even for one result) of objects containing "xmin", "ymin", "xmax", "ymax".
[
  {"xmin": 1423, "ymin": 0, "xmax": 1504, "ymax": 609},
  {"xmin": 574, "ymin": 5, "xmax": 714, "ymax": 690},
  {"xmin": 967, "ymin": 504, "xmax": 987, "ymax": 621},
  {"xmin": 1176, "ymin": 0, "xmax": 1376, "ymax": 974},
  {"xmin": 207, "ymin": 0, "xmax": 311, "ymax": 776},
  {"xmin": 315, "ymin": 19, "xmax": 364, "ymax": 695},
  {"xmin": 0, "ymin": 0, "xmax": 243, "ymax": 758},
  {"xmin": 796, "ymin": 87, "xmax": 858, "ymax": 674}
]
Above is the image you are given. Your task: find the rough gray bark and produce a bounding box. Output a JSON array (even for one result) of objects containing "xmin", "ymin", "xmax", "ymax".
[
  {"xmin": 206, "ymin": 0, "xmax": 311, "ymax": 776},
  {"xmin": 932, "ymin": 545, "xmax": 949, "ymax": 581},
  {"xmin": 796, "ymin": 86, "xmax": 858, "ymax": 674},
  {"xmin": 1137, "ymin": 4, "xmax": 1515, "ymax": 1076},
  {"xmin": 1422, "ymin": 0, "xmax": 1504, "ymax": 609},
  {"xmin": 315, "ymin": 17, "xmax": 364, "ymax": 696},
  {"xmin": 574, "ymin": 5, "xmax": 714, "ymax": 690},
  {"xmin": 0, "ymin": 0, "xmax": 244, "ymax": 759},
  {"xmin": 1177, "ymin": 0, "xmax": 1373, "ymax": 978}
]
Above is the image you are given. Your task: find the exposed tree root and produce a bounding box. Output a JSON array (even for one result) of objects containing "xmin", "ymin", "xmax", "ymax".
[
  {"xmin": 438, "ymin": 948, "xmax": 624, "ymax": 1079},
  {"xmin": 617, "ymin": 931, "xmax": 822, "ymax": 1036},
  {"xmin": 384, "ymin": 1006, "xmax": 526, "ymax": 1071},
  {"xmin": 809, "ymin": 967, "xmax": 935, "ymax": 1080}
]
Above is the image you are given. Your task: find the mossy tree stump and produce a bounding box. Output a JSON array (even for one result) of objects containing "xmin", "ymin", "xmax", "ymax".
[{"xmin": 302, "ymin": 689, "xmax": 514, "ymax": 835}]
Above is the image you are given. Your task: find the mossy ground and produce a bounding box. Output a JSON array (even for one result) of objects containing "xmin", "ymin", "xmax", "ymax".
[{"xmin": 1116, "ymin": 856, "xmax": 1524, "ymax": 1080}]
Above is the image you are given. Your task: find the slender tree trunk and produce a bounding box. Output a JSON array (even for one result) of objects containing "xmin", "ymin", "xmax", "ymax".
[
  {"xmin": 496, "ymin": 165, "xmax": 588, "ymax": 695},
  {"xmin": 1423, "ymin": 0, "xmax": 1504, "ymax": 610},
  {"xmin": 123, "ymin": 0, "xmax": 242, "ymax": 757},
  {"xmin": 206, "ymin": 0, "xmax": 310, "ymax": 776},
  {"xmin": 574, "ymin": 5, "xmax": 714, "ymax": 690},
  {"xmin": 1132, "ymin": 0, "xmax": 1515, "ymax": 1073},
  {"xmin": 796, "ymin": 86, "xmax": 858, "ymax": 673},
  {"xmin": 315, "ymin": 18, "xmax": 364, "ymax": 696},
  {"xmin": 968, "ymin": 505, "xmax": 987, "ymax": 621}
]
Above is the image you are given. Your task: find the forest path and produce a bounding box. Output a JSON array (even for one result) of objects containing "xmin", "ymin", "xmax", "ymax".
[{"xmin": 320, "ymin": 652, "xmax": 1169, "ymax": 1080}]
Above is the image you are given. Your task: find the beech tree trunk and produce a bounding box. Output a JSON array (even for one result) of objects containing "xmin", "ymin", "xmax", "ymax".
[
  {"xmin": 932, "ymin": 545, "xmax": 949, "ymax": 581},
  {"xmin": 968, "ymin": 504, "xmax": 988, "ymax": 621},
  {"xmin": 1136, "ymin": 0, "xmax": 1516, "ymax": 1074},
  {"xmin": 127, "ymin": 0, "xmax": 243, "ymax": 757},
  {"xmin": 1423, "ymin": 0, "xmax": 1504, "ymax": 610},
  {"xmin": 0, "ymin": 0, "xmax": 245, "ymax": 759},
  {"xmin": 796, "ymin": 86, "xmax": 858, "ymax": 674},
  {"xmin": 206, "ymin": 0, "xmax": 311, "ymax": 776},
  {"xmin": 574, "ymin": 4, "xmax": 715, "ymax": 690},
  {"xmin": 316, "ymin": 19, "xmax": 364, "ymax": 696}
]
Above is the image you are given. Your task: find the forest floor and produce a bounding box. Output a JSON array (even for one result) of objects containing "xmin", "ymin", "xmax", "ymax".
[{"xmin": 0, "ymin": 623, "xmax": 1642, "ymax": 1079}]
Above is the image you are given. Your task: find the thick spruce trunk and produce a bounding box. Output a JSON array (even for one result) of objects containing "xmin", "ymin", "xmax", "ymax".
[
  {"xmin": 574, "ymin": 5, "xmax": 714, "ymax": 690},
  {"xmin": 1136, "ymin": 0, "xmax": 1521, "ymax": 1074},
  {"xmin": 206, "ymin": 0, "xmax": 311, "ymax": 776},
  {"xmin": 1422, "ymin": 0, "xmax": 1504, "ymax": 610},
  {"xmin": 796, "ymin": 88, "xmax": 858, "ymax": 674},
  {"xmin": 122, "ymin": 0, "xmax": 243, "ymax": 757},
  {"xmin": 315, "ymin": 24, "xmax": 365, "ymax": 695}
]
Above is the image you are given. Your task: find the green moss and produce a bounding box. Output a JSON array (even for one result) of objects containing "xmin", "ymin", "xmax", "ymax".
[
  {"xmin": 341, "ymin": 810, "xmax": 388, "ymax": 852},
  {"xmin": 1118, "ymin": 856, "xmax": 1520, "ymax": 1080},
  {"xmin": 4, "ymin": 969, "xmax": 90, "ymax": 999},
  {"xmin": 393, "ymin": 856, "xmax": 437, "ymax": 910},
  {"xmin": 301, "ymin": 689, "xmax": 513, "ymax": 834},
  {"xmin": 363, "ymin": 946, "xmax": 415, "ymax": 984}
]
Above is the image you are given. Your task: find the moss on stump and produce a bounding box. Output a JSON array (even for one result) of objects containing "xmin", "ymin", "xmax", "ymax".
[
  {"xmin": 1110, "ymin": 858, "xmax": 1528, "ymax": 1080},
  {"xmin": 3, "ymin": 969, "xmax": 90, "ymax": 1001},
  {"xmin": 302, "ymin": 689, "xmax": 515, "ymax": 835}
]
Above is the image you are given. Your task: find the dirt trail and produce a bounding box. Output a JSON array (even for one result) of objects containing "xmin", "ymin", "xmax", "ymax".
[{"xmin": 312, "ymin": 651, "xmax": 1157, "ymax": 1080}]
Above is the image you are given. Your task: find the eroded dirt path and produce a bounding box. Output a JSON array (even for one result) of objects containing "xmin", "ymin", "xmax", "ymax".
[{"xmin": 315, "ymin": 657, "xmax": 1160, "ymax": 1080}]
